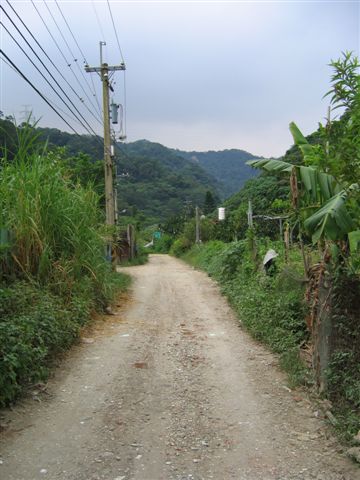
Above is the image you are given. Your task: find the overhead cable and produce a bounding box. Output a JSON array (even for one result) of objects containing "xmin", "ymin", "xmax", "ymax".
[
  {"xmin": 106, "ymin": 0, "xmax": 125, "ymax": 64},
  {"xmin": 0, "ymin": 49, "xmax": 80, "ymax": 135},
  {"xmin": 42, "ymin": 0, "xmax": 101, "ymax": 118},
  {"xmin": 5, "ymin": 0, "xmax": 102, "ymax": 126},
  {"xmin": 54, "ymin": 0, "xmax": 87, "ymax": 62},
  {"xmin": 1, "ymin": 20, "xmax": 97, "ymax": 135},
  {"xmin": 53, "ymin": 0, "xmax": 102, "ymax": 117},
  {"xmin": 0, "ymin": 8, "xmax": 101, "ymax": 136},
  {"xmin": 91, "ymin": 0, "xmax": 107, "ymax": 43},
  {"xmin": 30, "ymin": 0, "xmax": 102, "ymax": 124},
  {"xmin": 1, "ymin": 55, "xmax": 87, "ymax": 127}
]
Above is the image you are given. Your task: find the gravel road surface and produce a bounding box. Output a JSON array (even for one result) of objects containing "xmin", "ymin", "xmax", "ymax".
[{"xmin": 0, "ymin": 254, "xmax": 359, "ymax": 480}]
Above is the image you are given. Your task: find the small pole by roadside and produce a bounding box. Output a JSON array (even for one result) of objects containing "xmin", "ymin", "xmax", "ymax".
[
  {"xmin": 247, "ymin": 200, "xmax": 253, "ymax": 228},
  {"xmin": 195, "ymin": 206, "xmax": 201, "ymax": 244}
]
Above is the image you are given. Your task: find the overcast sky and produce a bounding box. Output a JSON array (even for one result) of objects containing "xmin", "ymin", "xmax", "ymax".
[{"xmin": 1, "ymin": 0, "xmax": 359, "ymax": 157}]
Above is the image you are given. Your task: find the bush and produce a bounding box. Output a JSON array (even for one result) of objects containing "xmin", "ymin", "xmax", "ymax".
[
  {"xmin": 170, "ymin": 237, "xmax": 192, "ymax": 257},
  {"xmin": 0, "ymin": 282, "xmax": 88, "ymax": 405},
  {"xmin": 152, "ymin": 234, "xmax": 174, "ymax": 253}
]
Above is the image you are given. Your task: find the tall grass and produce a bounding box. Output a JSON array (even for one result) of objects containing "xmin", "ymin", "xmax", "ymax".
[
  {"xmin": 0, "ymin": 126, "xmax": 118, "ymax": 305},
  {"xmin": 0, "ymin": 125, "xmax": 128, "ymax": 405}
]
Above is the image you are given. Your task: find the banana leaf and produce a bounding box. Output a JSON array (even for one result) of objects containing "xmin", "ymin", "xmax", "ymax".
[
  {"xmin": 299, "ymin": 166, "xmax": 318, "ymax": 202},
  {"xmin": 289, "ymin": 122, "xmax": 308, "ymax": 145},
  {"xmin": 348, "ymin": 230, "xmax": 360, "ymax": 253},
  {"xmin": 248, "ymin": 158, "xmax": 338, "ymax": 203},
  {"xmin": 318, "ymin": 172, "xmax": 338, "ymax": 200},
  {"xmin": 246, "ymin": 158, "xmax": 293, "ymax": 173},
  {"xmin": 304, "ymin": 191, "xmax": 354, "ymax": 243}
]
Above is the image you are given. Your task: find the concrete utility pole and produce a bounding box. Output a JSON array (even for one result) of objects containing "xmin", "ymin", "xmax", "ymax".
[
  {"xmin": 85, "ymin": 42, "xmax": 125, "ymax": 228},
  {"xmin": 247, "ymin": 200, "xmax": 253, "ymax": 228},
  {"xmin": 195, "ymin": 206, "xmax": 201, "ymax": 244}
]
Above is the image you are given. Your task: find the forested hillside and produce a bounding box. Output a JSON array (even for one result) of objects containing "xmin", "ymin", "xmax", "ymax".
[
  {"xmin": 0, "ymin": 121, "xmax": 262, "ymax": 221},
  {"xmin": 0, "ymin": 123, "xmax": 220, "ymax": 224},
  {"xmin": 175, "ymin": 148, "xmax": 260, "ymax": 198},
  {"xmin": 115, "ymin": 140, "xmax": 221, "ymax": 222}
]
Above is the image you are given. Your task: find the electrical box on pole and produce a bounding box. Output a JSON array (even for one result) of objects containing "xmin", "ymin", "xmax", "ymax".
[{"xmin": 111, "ymin": 102, "xmax": 119, "ymax": 124}]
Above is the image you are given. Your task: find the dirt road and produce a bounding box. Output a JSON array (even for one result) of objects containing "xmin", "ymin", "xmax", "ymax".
[{"xmin": 0, "ymin": 255, "xmax": 359, "ymax": 480}]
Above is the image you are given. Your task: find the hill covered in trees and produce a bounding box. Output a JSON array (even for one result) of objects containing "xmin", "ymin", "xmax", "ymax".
[
  {"xmin": 0, "ymin": 121, "xmax": 220, "ymax": 224},
  {"xmin": 0, "ymin": 120, "xmax": 262, "ymax": 223},
  {"xmin": 174, "ymin": 148, "xmax": 260, "ymax": 198},
  {"xmin": 117, "ymin": 140, "xmax": 261, "ymax": 200}
]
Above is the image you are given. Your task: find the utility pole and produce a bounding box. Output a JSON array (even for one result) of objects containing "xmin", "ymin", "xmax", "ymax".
[
  {"xmin": 20, "ymin": 104, "xmax": 33, "ymax": 124},
  {"xmin": 247, "ymin": 200, "xmax": 253, "ymax": 228},
  {"xmin": 85, "ymin": 42, "xmax": 125, "ymax": 261},
  {"xmin": 195, "ymin": 206, "xmax": 201, "ymax": 244}
]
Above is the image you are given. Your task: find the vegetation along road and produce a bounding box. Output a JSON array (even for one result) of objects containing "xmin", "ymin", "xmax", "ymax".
[{"xmin": 0, "ymin": 255, "xmax": 358, "ymax": 480}]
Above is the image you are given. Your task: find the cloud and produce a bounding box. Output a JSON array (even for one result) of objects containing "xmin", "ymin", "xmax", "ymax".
[{"xmin": 1, "ymin": 1, "xmax": 359, "ymax": 156}]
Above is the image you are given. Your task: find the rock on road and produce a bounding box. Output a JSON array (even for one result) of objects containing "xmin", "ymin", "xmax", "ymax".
[{"xmin": 0, "ymin": 255, "xmax": 359, "ymax": 480}]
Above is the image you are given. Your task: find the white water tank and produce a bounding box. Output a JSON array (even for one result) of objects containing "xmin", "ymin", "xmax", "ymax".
[{"xmin": 218, "ymin": 207, "xmax": 225, "ymax": 221}]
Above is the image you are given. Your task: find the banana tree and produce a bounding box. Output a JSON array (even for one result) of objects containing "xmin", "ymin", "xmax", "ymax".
[{"xmin": 247, "ymin": 122, "xmax": 359, "ymax": 249}]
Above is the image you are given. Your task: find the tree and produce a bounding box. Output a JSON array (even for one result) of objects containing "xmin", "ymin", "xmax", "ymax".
[
  {"xmin": 248, "ymin": 52, "xmax": 360, "ymax": 247},
  {"xmin": 203, "ymin": 190, "xmax": 216, "ymax": 214}
]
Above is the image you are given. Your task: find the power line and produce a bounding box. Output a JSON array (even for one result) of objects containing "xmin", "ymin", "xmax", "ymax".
[
  {"xmin": 5, "ymin": 0, "xmax": 102, "ymax": 127},
  {"xmin": 53, "ymin": 0, "xmax": 102, "ymax": 117},
  {"xmin": 89, "ymin": 72, "xmax": 102, "ymax": 115},
  {"xmin": 0, "ymin": 9, "xmax": 101, "ymax": 137},
  {"xmin": 42, "ymin": 0, "xmax": 77, "ymax": 62},
  {"xmin": 42, "ymin": 0, "xmax": 101, "ymax": 119},
  {"xmin": 106, "ymin": 0, "xmax": 125, "ymax": 64},
  {"xmin": 91, "ymin": 0, "xmax": 107, "ymax": 43},
  {"xmin": 1, "ymin": 53, "xmax": 104, "ymax": 153},
  {"xmin": 105, "ymin": 0, "xmax": 127, "ymax": 138},
  {"xmin": 29, "ymin": 0, "xmax": 102, "ymax": 125},
  {"xmin": 1, "ymin": 20, "xmax": 96, "ymax": 134},
  {"xmin": 0, "ymin": 49, "xmax": 80, "ymax": 135},
  {"xmin": 51, "ymin": 0, "xmax": 101, "ymax": 115},
  {"xmin": 54, "ymin": 0, "xmax": 87, "ymax": 63},
  {"xmin": 1, "ymin": 56, "xmax": 17, "ymax": 75}
]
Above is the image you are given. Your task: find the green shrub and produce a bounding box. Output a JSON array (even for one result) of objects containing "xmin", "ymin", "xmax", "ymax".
[
  {"xmin": 152, "ymin": 234, "xmax": 174, "ymax": 253},
  {"xmin": 0, "ymin": 282, "xmax": 86, "ymax": 405},
  {"xmin": 170, "ymin": 237, "xmax": 192, "ymax": 257}
]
